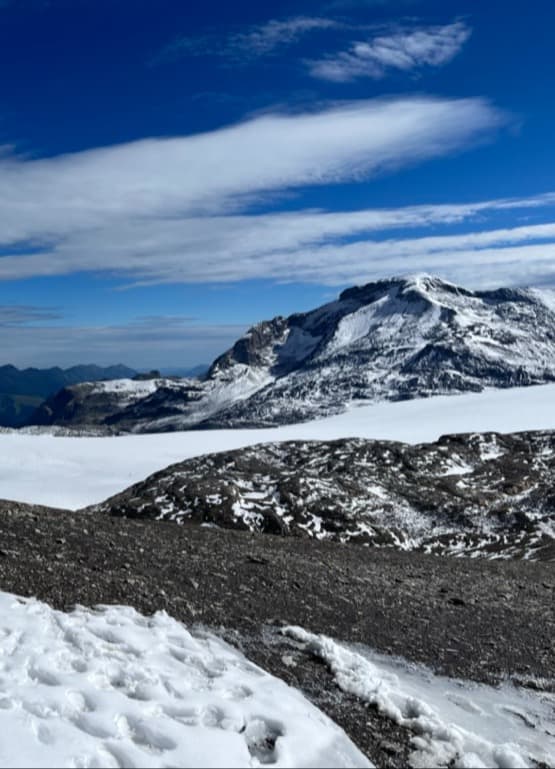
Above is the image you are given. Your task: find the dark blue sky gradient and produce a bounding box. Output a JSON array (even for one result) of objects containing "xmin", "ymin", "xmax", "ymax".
[{"xmin": 0, "ymin": 0, "xmax": 553, "ymax": 366}]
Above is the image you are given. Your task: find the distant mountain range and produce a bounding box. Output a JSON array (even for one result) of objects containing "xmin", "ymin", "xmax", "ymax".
[
  {"xmin": 0, "ymin": 364, "xmax": 136, "ymax": 427},
  {"xmin": 28, "ymin": 275, "xmax": 555, "ymax": 432}
]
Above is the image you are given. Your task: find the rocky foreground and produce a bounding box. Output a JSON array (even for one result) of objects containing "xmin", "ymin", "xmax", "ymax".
[
  {"xmin": 92, "ymin": 430, "xmax": 555, "ymax": 561},
  {"xmin": 0, "ymin": 500, "xmax": 553, "ymax": 767}
]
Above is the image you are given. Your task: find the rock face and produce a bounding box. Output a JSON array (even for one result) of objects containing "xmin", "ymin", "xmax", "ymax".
[
  {"xmin": 31, "ymin": 378, "xmax": 180, "ymax": 428},
  {"xmin": 29, "ymin": 275, "xmax": 555, "ymax": 432},
  {"xmin": 92, "ymin": 430, "xmax": 555, "ymax": 561}
]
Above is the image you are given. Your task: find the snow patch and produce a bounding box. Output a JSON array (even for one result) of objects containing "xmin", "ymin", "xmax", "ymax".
[
  {"xmin": 285, "ymin": 628, "xmax": 555, "ymax": 769},
  {"xmin": 94, "ymin": 379, "xmax": 163, "ymax": 396},
  {"xmin": 439, "ymin": 458, "xmax": 473, "ymax": 476},
  {"xmin": 0, "ymin": 592, "xmax": 370, "ymax": 768}
]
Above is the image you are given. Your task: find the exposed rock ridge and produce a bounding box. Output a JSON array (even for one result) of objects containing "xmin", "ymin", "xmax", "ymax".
[{"xmin": 91, "ymin": 429, "xmax": 555, "ymax": 561}]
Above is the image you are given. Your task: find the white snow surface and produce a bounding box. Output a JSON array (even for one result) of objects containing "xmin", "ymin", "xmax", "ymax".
[
  {"xmin": 94, "ymin": 379, "xmax": 162, "ymax": 396},
  {"xmin": 286, "ymin": 628, "xmax": 555, "ymax": 769},
  {"xmin": 0, "ymin": 591, "xmax": 370, "ymax": 769},
  {"xmin": 1, "ymin": 384, "xmax": 555, "ymax": 509},
  {"xmin": 532, "ymin": 287, "xmax": 555, "ymax": 314}
]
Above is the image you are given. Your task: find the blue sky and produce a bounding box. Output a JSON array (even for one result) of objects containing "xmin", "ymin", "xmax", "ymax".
[{"xmin": 0, "ymin": 0, "xmax": 554, "ymax": 368}]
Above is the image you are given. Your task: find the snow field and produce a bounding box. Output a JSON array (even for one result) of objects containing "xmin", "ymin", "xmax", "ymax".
[
  {"xmin": 286, "ymin": 628, "xmax": 555, "ymax": 769},
  {"xmin": 94, "ymin": 379, "xmax": 162, "ymax": 397},
  {"xmin": 0, "ymin": 592, "xmax": 370, "ymax": 769},
  {"xmin": 1, "ymin": 384, "xmax": 555, "ymax": 509}
]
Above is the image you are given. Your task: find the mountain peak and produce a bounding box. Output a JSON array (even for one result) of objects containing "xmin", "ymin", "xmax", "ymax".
[
  {"xmin": 398, "ymin": 273, "xmax": 459, "ymax": 293},
  {"xmin": 27, "ymin": 275, "xmax": 555, "ymax": 432},
  {"xmin": 339, "ymin": 274, "xmax": 469, "ymax": 304},
  {"xmin": 338, "ymin": 273, "xmax": 449, "ymax": 303}
]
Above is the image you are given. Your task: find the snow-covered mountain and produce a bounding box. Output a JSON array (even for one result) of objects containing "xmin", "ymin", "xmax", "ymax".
[
  {"xmin": 93, "ymin": 429, "xmax": 555, "ymax": 561},
  {"xmin": 30, "ymin": 275, "xmax": 555, "ymax": 432},
  {"xmin": 31, "ymin": 376, "xmax": 188, "ymax": 430}
]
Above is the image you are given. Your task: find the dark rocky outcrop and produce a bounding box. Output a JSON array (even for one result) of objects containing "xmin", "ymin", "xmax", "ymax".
[{"xmin": 90, "ymin": 430, "xmax": 555, "ymax": 561}]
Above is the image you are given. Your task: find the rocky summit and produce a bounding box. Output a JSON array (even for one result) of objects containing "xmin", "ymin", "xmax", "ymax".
[
  {"xmin": 30, "ymin": 275, "xmax": 555, "ymax": 432},
  {"xmin": 91, "ymin": 429, "xmax": 555, "ymax": 561}
]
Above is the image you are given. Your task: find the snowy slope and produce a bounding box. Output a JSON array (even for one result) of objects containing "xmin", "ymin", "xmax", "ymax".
[
  {"xmin": 213, "ymin": 275, "xmax": 555, "ymax": 429},
  {"xmin": 286, "ymin": 628, "xmax": 555, "ymax": 769},
  {"xmin": 2, "ymin": 383, "xmax": 555, "ymax": 509},
  {"xmin": 31, "ymin": 376, "xmax": 192, "ymax": 429},
  {"xmin": 0, "ymin": 591, "xmax": 369, "ymax": 769},
  {"xmin": 28, "ymin": 276, "xmax": 555, "ymax": 433}
]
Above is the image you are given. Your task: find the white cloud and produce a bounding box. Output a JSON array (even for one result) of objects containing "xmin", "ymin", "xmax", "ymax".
[
  {"xmin": 0, "ymin": 96, "xmax": 502, "ymax": 246},
  {"xmin": 0, "ymin": 194, "xmax": 555, "ymax": 289},
  {"xmin": 309, "ymin": 21, "xmax": 471, "ymax": 81},
  {"xmin": 3, "ymin": 96, "xmax": 553, "ymax": 292},
  {"xmin": 156, "ymin": 16, "xmax": 338, "ymax": 63},
  {"xmin": 233, "ymin": 17, "xmax": 339, "ymax": 56},
  {"xmin": 256, "ymin": 226, "xmax": 555, "ymax": 287}
]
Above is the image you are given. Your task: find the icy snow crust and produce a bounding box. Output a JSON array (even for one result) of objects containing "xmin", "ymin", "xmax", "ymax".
[
  {"xmin": 1, "ymin": 383, "xmax": 555, "ymax": 510},
  {"xmin": 0, "ymin": 591, "xmax": 370, "ymax": 769},
  {"xmin": 286, "ymin": 628, "xmax": 555, "ymax": 769}
]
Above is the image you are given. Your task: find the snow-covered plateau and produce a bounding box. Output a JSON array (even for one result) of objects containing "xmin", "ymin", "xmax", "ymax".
[{"xmin": 1, "ymin": 383, "xmax": 554, "ymax": 510}]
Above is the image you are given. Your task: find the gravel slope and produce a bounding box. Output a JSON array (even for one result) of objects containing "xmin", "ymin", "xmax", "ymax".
[{"xmin": 0, "ymin": 500, "xmax": 553, "ymax": 766}]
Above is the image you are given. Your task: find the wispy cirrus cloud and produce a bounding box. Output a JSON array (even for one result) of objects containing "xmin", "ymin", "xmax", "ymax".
[
  {"xmin": 260, "ymin": 222, "xmax": 555, "ymax": 288},
  {"xmin": 0, "ymin": 314, "xmax": 246, "ymax": 368},
  {"xmin": 308, "ymin": 21, "xmax": 471, "ymax": 81},
  {"xmin": 0, "ymin": 305, "xmax": 62, "ymax": 325},
  {"xmin": 2, "ymin": 197, "xmax": 554, "ymax": 290},
  {"xmin": 4, "ymin": 95, "xmax": 551, "ymax": 293},
  {"xmin": 233, "ymin": 16, "xmax": 339, "ymax": 57},
  {"xmin": 155, "ymin": 16, "xmax": 339, "ymax": 65},
  {"xmin": 0, "ymin": 96, "xmax": 503, "ymax": 245}
]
